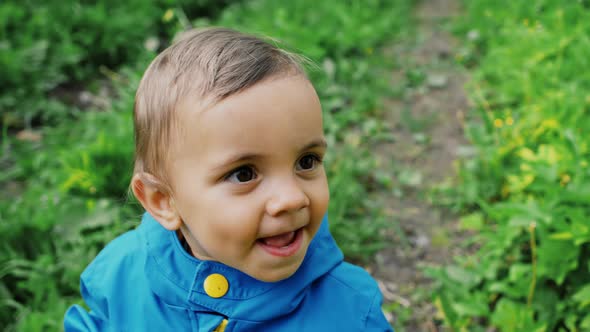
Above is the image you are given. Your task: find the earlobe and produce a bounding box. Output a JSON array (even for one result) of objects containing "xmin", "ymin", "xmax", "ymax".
[{"xmin": 131, "ymin": 173, "xmax": 182, "ymax": 230}]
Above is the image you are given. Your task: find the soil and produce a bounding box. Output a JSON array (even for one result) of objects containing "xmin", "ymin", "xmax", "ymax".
[{"xmin": 370, "ymin": 0, "xmax": 470, "ymax": 330}]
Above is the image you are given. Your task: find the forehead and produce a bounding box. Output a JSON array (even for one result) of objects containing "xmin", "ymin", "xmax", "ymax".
[{"xmin": 176, "ymin": 76, "xmax": 324, "ymax": 158}]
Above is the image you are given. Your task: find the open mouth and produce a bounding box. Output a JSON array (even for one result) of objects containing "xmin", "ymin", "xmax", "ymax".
[{"xmin": 257, "ymin": 227, "xmax": 304, "ymax": 257}]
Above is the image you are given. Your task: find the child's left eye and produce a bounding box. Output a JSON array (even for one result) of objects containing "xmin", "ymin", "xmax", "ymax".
[{"xmin": 296, "ymin": 154, "xmax": 322, "ymax": 171}]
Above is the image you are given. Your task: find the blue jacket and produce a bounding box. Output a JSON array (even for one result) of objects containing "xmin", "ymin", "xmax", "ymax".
[{"xmin": 64, "ymin": 213, "xmax": 393, "ymax": 331}]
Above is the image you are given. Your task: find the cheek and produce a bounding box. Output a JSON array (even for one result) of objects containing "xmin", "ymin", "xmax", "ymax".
[
  {"xmin": 311, "ymin": 175, "xmax": 330, "ymax": 217},
  {"xmin": 204, "ymin": 192, "xmax": 262, "ymax": 239}
]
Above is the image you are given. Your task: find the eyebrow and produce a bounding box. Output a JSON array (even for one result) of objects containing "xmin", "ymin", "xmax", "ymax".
[
  {"xmin": 213, "ymin": 138, "xmax": 328, "ymax": 171},
  {"xmin": 301, "ymin": 138, "xmax": 328, "ymax": 151}
]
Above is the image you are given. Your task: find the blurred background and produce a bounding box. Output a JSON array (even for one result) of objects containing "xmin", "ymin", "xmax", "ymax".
[{"xmin": 1, "ymin": 0, "xmax": 589, "ymax": 331}]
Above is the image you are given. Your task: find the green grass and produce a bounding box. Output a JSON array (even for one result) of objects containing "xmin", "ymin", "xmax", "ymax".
[
  {"xmin": 0, "ymin": 1, "xmax": 413, "ymax": 330},
  {"xmin": 428, "ymin": 1, "xmax": 590, "ymax": 331},
  {"xmin": 0, "ymin": 0, "xmax": 235, "ymax": 129}
]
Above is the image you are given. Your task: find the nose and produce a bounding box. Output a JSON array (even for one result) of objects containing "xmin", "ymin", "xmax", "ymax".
[{"xmin": 266, "ymin": 177, "xmax": 310, "ymax": 216}]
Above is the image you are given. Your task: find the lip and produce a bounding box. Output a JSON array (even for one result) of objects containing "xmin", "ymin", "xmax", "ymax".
[{"xmin": 257, "ymin": 227, "xmax": 304, "ymax": 257}]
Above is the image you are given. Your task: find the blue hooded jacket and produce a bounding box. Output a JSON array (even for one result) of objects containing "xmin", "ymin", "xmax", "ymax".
[{"xmin": 64, "ymin": 213, "xmax": 393, "ymax": 331}]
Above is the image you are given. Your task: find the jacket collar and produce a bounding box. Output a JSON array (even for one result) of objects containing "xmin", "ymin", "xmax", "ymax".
[{"xmin": 140, "ymin": 212, "xmax": 343, "ymax": 321}]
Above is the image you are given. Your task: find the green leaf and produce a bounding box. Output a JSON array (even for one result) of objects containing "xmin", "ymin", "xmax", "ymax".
[
  {"xmin": 508, "ymin": 263, "xmax": 530, "ymax": 283},
  {"xmin": 491, "ymin": 299, "xmax": 547, "ymax": 332},
  {"xmin": 537, "ymin": 237, "xmax": 579, "ymax": 284},
  {"xmin": 572, "ymin": 284, "xmax": 590, "ymax": 309},
  {"xmin": 549, "ymin": 232, "xmax": 573, "ymax": 240},
  {"xmin": 434, "ymin": 293, "xmax": 459, "ymax": 329},
  {"xmin": 445, "ymin": 266, "xmax": 480, "ymax": 287},
  {"xmin": 460, "ymin": 212, "xmax": 485, "ymax": 231}
]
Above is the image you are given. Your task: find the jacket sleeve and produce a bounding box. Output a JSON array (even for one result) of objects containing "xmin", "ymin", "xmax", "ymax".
[
  {"xmin": 364, "ymin": 290, "xmax": 394, "ymax": 331},
  {"xmin": 64, "ymin": 270, "xmax": 109, "ymax": 331}
]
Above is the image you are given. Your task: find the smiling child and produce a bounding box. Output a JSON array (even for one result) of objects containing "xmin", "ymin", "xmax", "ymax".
[{"xmin": 64, "ymin": 27, "xmax": 393, "ymax": 331}]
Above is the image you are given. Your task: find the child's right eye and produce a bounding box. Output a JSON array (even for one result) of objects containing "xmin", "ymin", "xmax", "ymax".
[{"xmin": 225, "ymin": 166, "xmax": 257, "ymax": 183}]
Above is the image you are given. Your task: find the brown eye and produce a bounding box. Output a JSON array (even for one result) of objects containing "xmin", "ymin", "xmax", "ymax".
[
  {"xmin": 297, "ymin": 154, "xmax": 321, "ymax": 171},
  {"xmin": 226, "ymin": 166, "xmax": 257, "ymax": 183}
]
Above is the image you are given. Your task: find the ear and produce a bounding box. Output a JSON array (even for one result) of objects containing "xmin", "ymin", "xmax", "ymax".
[{"xmin": 131, "ymin": 173, "xmax": 182, "ymax": 231}]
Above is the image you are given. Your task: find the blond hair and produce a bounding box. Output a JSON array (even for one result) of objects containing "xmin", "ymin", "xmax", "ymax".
[{"xmin": 133, "ymin": 27, "xmax": 307, "ymax": 193}]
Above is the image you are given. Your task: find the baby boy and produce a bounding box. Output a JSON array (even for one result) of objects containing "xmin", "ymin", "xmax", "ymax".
[{"xmin": 64, "ymin": 27, "xmax": 393, "ymax": 331}]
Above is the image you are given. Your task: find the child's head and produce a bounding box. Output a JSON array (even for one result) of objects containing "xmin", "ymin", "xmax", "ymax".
[{"xmin": 131, "ymin": 27, "xmax": 329, "ymax": 282}]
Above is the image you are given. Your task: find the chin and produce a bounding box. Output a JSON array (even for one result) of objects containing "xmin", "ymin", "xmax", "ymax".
[
  {"xmin": 249, "ymin": 261, "xmax": 303, "ymax": 283},
  {"xmin": 255, "ymin": 271, "xmax": 296, "ymax": 283}
]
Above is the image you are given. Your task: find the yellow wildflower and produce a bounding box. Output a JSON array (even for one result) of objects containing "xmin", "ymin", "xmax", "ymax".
[
  {"xmin": 163, "ymin": 9, "xmax": 174, "ymax": 23},
  {"xmin": 507, "ymin": 174, "xmax": 535, "ymax": 193},
  {"xmin": 494, "ymin": 118, "xmax": 504, "ymax": 128},
  {"xmin": 539, "ymin": 144, "xmax": 560, "ymax": 165},
  {"xmin": 506, "ymin": 116, "xmax": 514, "ymax": 126},
  {"xmin": 520, "ymin": 163, "xmax": 532, "ymax": 171},
  {"xmin": 560, "ymin": 174, "xmax": 571, "ymax": 186},
  {"xmin": 518, "ymin": 148, "xmax": 536, "ymax": 161},
  {"xmin": 541, "ymin": 118, "xmax": 559, "ymax": 129}
]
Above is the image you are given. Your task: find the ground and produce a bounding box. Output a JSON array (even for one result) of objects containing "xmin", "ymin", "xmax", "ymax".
[{"xmin": 370, "ymin": 0, "xmax": 470, "ymax": 330}]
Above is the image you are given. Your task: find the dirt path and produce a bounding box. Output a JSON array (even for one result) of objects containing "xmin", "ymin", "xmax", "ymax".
[{"xmin": 371, "ymin": 0, "xmax": 469, "ymax": 330}]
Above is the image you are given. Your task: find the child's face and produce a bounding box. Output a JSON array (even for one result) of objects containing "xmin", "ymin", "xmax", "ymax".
[{"xmin": 169, "ymin": 75, "xmax": 329, "ymax": 282}]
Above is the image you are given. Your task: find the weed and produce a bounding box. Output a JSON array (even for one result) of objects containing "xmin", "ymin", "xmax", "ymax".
[{"xmin": 430, "ymin": 1, "xmax": 590, "ymax": 331}]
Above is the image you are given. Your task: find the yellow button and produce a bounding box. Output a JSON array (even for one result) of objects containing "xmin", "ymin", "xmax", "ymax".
[{"xmin": 204, "ymin": 273, "xmax": 229, "ymax": 298}]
